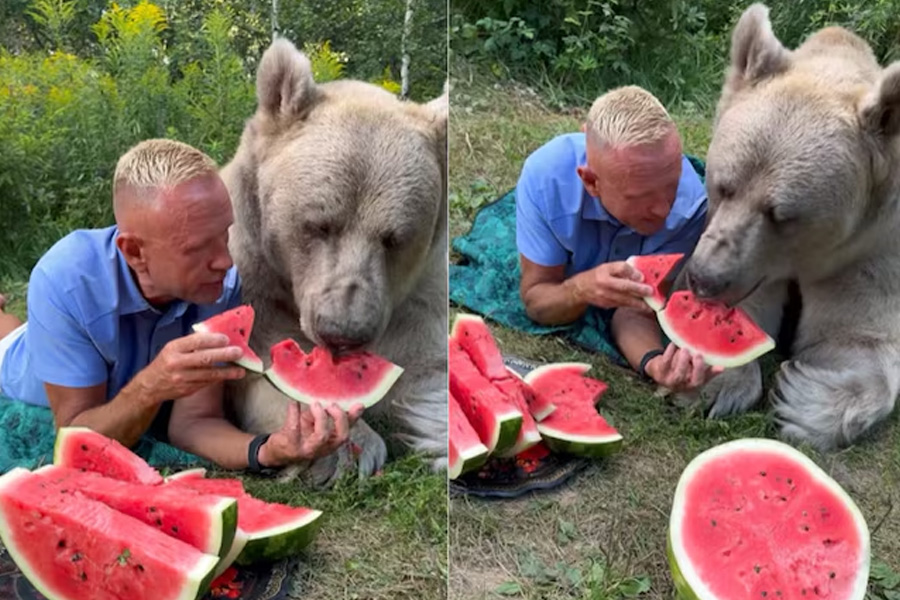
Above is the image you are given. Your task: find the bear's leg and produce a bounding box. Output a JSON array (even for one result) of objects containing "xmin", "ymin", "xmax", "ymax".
[{"xmin": 771, "ymin": 346, "xmax": 900, "ymax": 450}]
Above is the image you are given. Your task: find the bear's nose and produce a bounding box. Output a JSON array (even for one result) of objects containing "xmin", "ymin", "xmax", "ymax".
[
  {"xmin": 686, "ymin": 266, "xmax": 730, "ymax": 300},
  {"xmin": 315, "ymin": 317, "xmax": 375, "ymax": 355}
]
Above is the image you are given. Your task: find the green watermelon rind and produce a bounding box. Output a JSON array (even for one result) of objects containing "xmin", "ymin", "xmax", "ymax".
[
  {"xmin": 536, "ymin": 423, "xmax": 624, "ymax": 458},
  {"xmin": 490, "ymin": 411, "xmax": 524, "ymax": 456},
  {"xmin": 166, "ymin": 468, "xmax": 209, "ymax": 481},
  {"xmin": 656, "ymin": 300, "xmax": 775, "ymax": 368},
  {"xmin": 264, "ymin": 363, "xmax": 404, "ymax": 410},
  {"xmin": 192, "ymin": 321, "xmax": 265, "ymax": 374},
  {"xmin": 493, "ymin": 422, "xmax": 542, "ymax": 458},
  {"xmin": 235, "ymin": 509, "xmax": 324, "ymax": 565},
  {"xmin": 0, "ymin": 468, "xmax": 220, "ymax": 600},
  {"xmin": 449, "ymin": 441, "xmax": 490, "ymax": 480},
  {"xmin": 668, "ymin": 438, "xmax": 871, "ymax": 600},
  {"xmin": 214, "ymin": 528, "xmax": 248, "ymax": 578}
]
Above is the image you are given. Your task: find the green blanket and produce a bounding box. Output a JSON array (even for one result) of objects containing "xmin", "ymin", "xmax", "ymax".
[{"xmin": 0, "ymin": 395, "xmax": 209, "ymax": 474}]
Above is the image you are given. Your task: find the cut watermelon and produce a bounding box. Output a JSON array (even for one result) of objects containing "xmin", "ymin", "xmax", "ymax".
[
  {"xmin": 31, "ymin": 465, "xmax": 237, "ymax": 560},
  {"xmin": 491, "ymin": 377, "xmax": 542, "ymax": 457},
  {"xmin": 450, "ymin": 314, "xmax": 509, "ymax": 381},
  {"xmin": 448, "ymin": 392, "xmax": 489, "ymax": 479},
  {"xmin": 668, "ymin": 438, "xmax": 870, "ymax": 600},
  {"xmin": 504, "ymin": 368, "xmax": 556, "ymax": 421},
  {"xmin": 449, "ymin": 340, "xmax": 522, "ymax": 455},
  {"xmin": 166, "ymin": 476, "xmax": 323, "ymax": 565},
  {"xmin": 657, "ymin": 291, "xmax": 775, "ymax": 368},
  {"xmin": 627, "ymin": 253, "xmax": 685, "ymax": 311},
  {"xmin": 192, "ymin": 305, "xmax": 264, "ymax": 373},
  {"xmin": 54, "ymin": 426, "xmax": 163, "ymax": 485},
  {"xmin": 265, "ymin": 339, "xmax": 403, "ymax": 409},
  {"xmin": 0, "ymin": 468, "xmax": 219, "ymax": 600},
  {"xmin": 166, "ymin": 468, "xmax": 208, "ymax": 481}
]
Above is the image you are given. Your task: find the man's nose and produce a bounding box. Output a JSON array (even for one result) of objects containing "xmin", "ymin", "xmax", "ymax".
[{"xmin": 211, "ymin": 250, "xmax": 233, "ymax": 272}]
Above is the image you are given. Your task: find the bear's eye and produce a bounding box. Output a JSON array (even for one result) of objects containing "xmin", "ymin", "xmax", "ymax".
[
  {"xmin": 765, "ymin": 205, "xmax": 792, "ymax": 225},
  {"xmin": 382, "ymin": 233, "xmax": 400, "ymax": 250},
  {"xmin": 305, "ymin": 222, "xmax": 334, "ymax": 237},
  {"xmin": 717, "ymin": 184, "xmax": 735, "ymax": 200}
]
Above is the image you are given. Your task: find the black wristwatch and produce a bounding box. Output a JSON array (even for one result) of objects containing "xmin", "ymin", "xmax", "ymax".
[
  {"xmin": 247, "ymin": 433, "xmax": 272, "ymax": 473},
  {"xmin": 639, "ymin": 348, "xmax": 665, "ymax": 381}
]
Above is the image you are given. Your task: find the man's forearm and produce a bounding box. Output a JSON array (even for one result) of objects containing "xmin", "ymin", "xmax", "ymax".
[
  {"xmin": 610, "ymin": 307, "xmax": 665, "ymax": 372},
  {"xmin": 69, "ymin": 377, "xmax": 162, "ymax": 448},
  {"xmin": 523, "ymin": 278, "xmax": 589, "ymax": 326},
  {"xmin": 171, "ymin": 417, "xmax": 257, "ymax": 471}
]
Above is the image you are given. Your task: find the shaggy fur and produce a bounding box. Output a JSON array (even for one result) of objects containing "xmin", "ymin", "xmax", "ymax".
[
  {"xmin": 683, "ymin": 4, "xmax": 900, "ymax": 450},
  {"xmin": 221, "ymin": 39, "xmax": 448, "ymax": 485}
]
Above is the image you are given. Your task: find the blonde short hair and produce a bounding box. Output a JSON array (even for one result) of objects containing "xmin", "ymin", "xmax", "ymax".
[
  {"xmin": 113, "ymin": 139, "xmax": 218, "ymax": 209},
  {"xmin": 585, "ymin": 85, "xmax": 675, "ymax": 149}
]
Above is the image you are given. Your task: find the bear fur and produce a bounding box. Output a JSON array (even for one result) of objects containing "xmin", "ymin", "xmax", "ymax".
[
  {"xmin": 220, "ymin": 38, "xmax": 448, "ymax": 485},
  {"xmin": 684, "ymin": 3, "xmax": 900, "ymax": 450}
]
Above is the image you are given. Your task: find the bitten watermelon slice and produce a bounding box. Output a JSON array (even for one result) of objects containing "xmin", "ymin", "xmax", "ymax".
[
  {"xmin": 192, "ymin": 304, "xmax": 264, "ymax": 373},
  {"xmin": 449, "ymin": 392, "xmax": 489, "ymax": 480},
  {"xmin": 0, "ymin": 468, "xmax": 219, "ymax": 600},
  {"xmin": 54, "ymin": 426, "xmax": 163, "ymax": 485},
  {"xmin": 524, "ymin": 364, "xmax": 623, "ymax": 458},
  {"xmin": 449, "ymin": 340, "xmax": 522, "ymax": 455},
  {"xmin": 668, "ymin": 438, "xmax": 870, "ymax": 600},
  {"xmin": 450, "ymin": 314, "xmax": 509, "ymax": 381},
  {"xmin": 658, "ymin": 291, "xmax": 775, "ymax": 368},
  {"xmin": 265, "ymin": 339, "xmax": 403, "ymax": 409},
  {"xmin": 627, "ymin": 253, "xmax": 685, "ymax": 311}
]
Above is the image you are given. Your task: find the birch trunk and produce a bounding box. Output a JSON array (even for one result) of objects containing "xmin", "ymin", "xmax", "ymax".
[{"xmin": 400, "ymin": 0, "xmax": 414, "ymax": 99}]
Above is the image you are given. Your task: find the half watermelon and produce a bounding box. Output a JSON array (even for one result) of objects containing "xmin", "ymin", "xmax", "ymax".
[
  {"xmin": 627, "ymin": 253, "xmax": 685, "ymax": 311},
  {"xmin": 448, "ymin": 391, "xmax": 489, "ymax": 479},
  {"xmin": 192, "ymin": 304, "xmax": 264, "ymax": 373},
  {"xmin": 54, "ymin": 426, "xmax": 163, "ymax": 485},
  {"xmin": 657, "ymin": 291, "xmax": 775, "ymax": 368},
  {"xmin": 0, "ymin": 467, "xmax": 219, "ymax": 600},
  {"xmin": 265, "ymin": 339, "xmax": 403, "ymax": 409},
  {"xmin": 668, "ymin": 438, "xmax": 870, "ymax": 600}
]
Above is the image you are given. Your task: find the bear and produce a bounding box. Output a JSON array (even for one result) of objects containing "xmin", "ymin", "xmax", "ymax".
[
  {"xmin": 220, "ymin": 38, "xmax": 448, "ymax": 485},
  {"xmin": 683, "ymin": 3, "xmax": 900, "ymax": 450}
]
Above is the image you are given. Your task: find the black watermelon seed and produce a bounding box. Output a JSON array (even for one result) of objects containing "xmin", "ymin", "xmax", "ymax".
[{"xmin": 80, "ymin": 444, "xmax": 88, "ymax": 451}]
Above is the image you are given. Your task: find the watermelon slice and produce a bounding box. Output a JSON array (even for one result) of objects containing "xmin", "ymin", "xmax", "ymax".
[
  {"xmin": 449, "ymin": 340, "xmax": 522, "ymax": 455},
  {"xmin": 627, "ymin": 253, "xmax": 685, "ymax": 311},
  {"xmin": 490, "ymin": 377, "xmax": 542, "ymax": 456},
  {"xmin": 668, "ymin": 438, "xmax": 870, "ymax": 600},
  {"xmin": 265, "ymin": 339, "xmax": 403, "ymax": 409},
  {"xmin": 450, "ymin": 314, "xmax": 509, "ymax": 381},
  {"xmin": 448, "ymin": 391, "xmax": 489, "ymax": 479},
  {"xmin": 524, "ymin": 364, "xmax": 623, "ymax": 458},
  {"xmin": 166, "ymin": 476, "xmax": 323, "ymax": 565},
  {"xmin": 0, "ymin": 468, "xmax": 219, "ymax": 600},
  {"xmin": 31, "ymin": 465, "xmax": 237, "ymax": 561},
  {"xmin": 657, "ymin": 291, "xmax": 775, "ymax": 368},
  {"xmin": 54, "ymin": 426, "xmax": 163, "ymax": 485},
  {"xmin": 504, "ymin": 368, "xmax": 556, "ymax": 421},
  {"xmin": 192, "ymin": 304, "xmax": 264, "ymax": 373}
]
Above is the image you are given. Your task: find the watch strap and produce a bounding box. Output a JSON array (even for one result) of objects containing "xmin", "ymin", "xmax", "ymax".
[
  {"xmin": 247, "ymin": 433, "xmax": 272, "ymax": 473},
  {"xmin": 638, "ymin": 348, "xmax": 665, "ymax": 380}
]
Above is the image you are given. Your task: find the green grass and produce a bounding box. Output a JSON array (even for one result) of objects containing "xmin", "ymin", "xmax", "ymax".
[{"xmin": 448, "ymin": 67, "xmax": 900, "ymax": 600}]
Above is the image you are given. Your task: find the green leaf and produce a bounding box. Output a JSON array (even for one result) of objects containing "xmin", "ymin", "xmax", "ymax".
[
  {"xmin": 117, "ymin": 547, "xmax": 131, "ymax": 566},
  {"xmin": 617, "ymin": 575, "xmax": 652, "ymax": 597},
  {"xmin": 494, "ymin": 581, "xmax": 523, "ymax": 596}
]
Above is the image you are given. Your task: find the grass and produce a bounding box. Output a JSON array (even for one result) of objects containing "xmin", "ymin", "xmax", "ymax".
[{"xmin": 448, "ymin": 66, "xmax": 900, "ymax": 600}]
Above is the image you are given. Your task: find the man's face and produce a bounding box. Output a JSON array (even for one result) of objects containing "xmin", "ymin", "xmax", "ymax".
[
  {"xmin": 139, "ymin": 173, "xmax": 235, "ymax": 305},
  {"xmin": 578, "ymin": 129, "xmax": 683, "ymax": 235}
]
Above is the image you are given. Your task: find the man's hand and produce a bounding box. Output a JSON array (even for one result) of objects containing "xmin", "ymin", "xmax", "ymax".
[
  {"xmin": 137, "ymin": 332, "xmax": 246, "ymax": 404},
  {"xmin": 645, "ymin": 343, "xmax": 724, "ymax": 393},
  {"xmin": 258, "ymin": 401, "xmax": 366, "ymax": 467},
  {"xmin": 567, "ymin": 261, "xmax": 654, "ymax": 311}
]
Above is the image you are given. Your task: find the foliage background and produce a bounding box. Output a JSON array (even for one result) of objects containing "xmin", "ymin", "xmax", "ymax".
[{"xmin": 0, "ymin": 0, "xmax": 447, "ymax": 282}]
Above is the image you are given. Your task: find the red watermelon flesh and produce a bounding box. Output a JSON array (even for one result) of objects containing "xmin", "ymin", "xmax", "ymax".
[
  {"xmin": 0, "ymin": 468, "xmax": 219, "ymax": 600},
  {"xmin": 502, "ymin": 368, "xmax": 556, "ymax": 421},
  {"xmin": 658, "ymin": 290, "xmax": 775, "ymax": 368},
  {"xmin": 53, "ymin": 427, "xmax": 162, "ymax": 485},
  {"xmin": 669, "ymin": 439, "xmax": 869, "ymax": 600},
  {"xmin": 449, "ymin": 340, "xmax": 522, "ymax": 455},
  {"xmin": 30, "ymin": 465, "xmax": 237, "ymax": 559},
  {"xmin": 490, "ymin": 377, "xmax": 542, "ymax": 457},
  {"xmin": 626, "ymin": 253, "xmax": 685, "ymax": 311},
  {"xmin": 192, "ymin": 304, "xmax": 264, "ymax": 373},
  {"xmin": 265, "ymin": 339, "xmax": 403, "ymax": 409},
  {"xmin": 523, "ymin": 364, "xmax": 606, "ymax": 408},
  {"xmin": 448, "ymin": 392, "xmax": 489, "ymax": 480},
  {"xmin": 450, "ymin": 314, "xmax": 509, "ymax": 381}
]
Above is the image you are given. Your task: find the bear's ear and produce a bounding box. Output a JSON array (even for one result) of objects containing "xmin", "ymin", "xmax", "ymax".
[
  {"xmin": 256, "ymin": 38, "xmax": 317, "ymax": 119},
  {"xmin": 859, "ymin": 62, "xmax": 900, "ymax": 138},
  {"xmin": 724, "ymin": 4, "xmax": 791, "ymax": 95},
  {"xmin": 423, "ymin": 80, "xmax": 449, "ymax": 139}
]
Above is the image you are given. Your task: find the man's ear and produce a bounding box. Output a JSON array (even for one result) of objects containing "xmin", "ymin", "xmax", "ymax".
[
  {"xmin": 576, "ymin": 165, "xmax": 598, "ymax": 194},
  {"xmin": 116, "ymin": 233, "xmax": 147, "ymax": 273}
]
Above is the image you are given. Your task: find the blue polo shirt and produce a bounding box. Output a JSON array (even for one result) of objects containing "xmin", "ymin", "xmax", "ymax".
[
  {"xmin": 516, "ymin": 133, "xmax": 707, "ymax": 276},
  {"xmin": 0, "ymin": 226, "xmax": 242, "ymax": 407}
]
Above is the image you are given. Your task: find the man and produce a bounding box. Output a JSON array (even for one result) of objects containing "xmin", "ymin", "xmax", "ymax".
[
  {"xmin": 516, "ymin": 85, "xmax": 721, "ymax": 392},
  {"xmin": 0, "ymin": 139, "xmax": 362, "ymax": 472}
]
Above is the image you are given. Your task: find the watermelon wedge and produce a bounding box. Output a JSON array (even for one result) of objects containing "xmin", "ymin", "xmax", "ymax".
[
  {"xmin": 490, "ymin": 377, "xmax": 542, "ymax": 457},
  {"xmin": 627, "ymin": 253, "xmax": 685, "ymax": 311},
  {"xmin": 192, "ymin": 304, "xmax": 264, "ymax": 373},
  {"xmin": 449, "ymin": 392, "xmax": 489, "ymax": 479},
  {"xmin": 31, "ymin": 465, "xmax": 237, "ymax": 560},
  {"xmin": 504, "ymin": 368, "xmax": 556, "ymax": 421},
  {"xmin": 657, "ymin": 291, "xmax": 775, "ymax": 368},
  {"xmin": 265, "ymin": 339, "xmax": 403, "ymax": 409},
  {"xmin": 668, "ymin": 438, "xmax": 870, "ymax": 600},
  {"xmin": 0, "ymin": 468, "xmax": 219, "ymax": 600},
  {"xmin": 54, "ymin": 426, "xmax": 163, "ymax": 485},
  {"xmin": 449, "ymin": 339, "xmax": 522, "ymax": 455},
  {"xmin": 450, "ymin": 314, "xmax": 509, "ymax": 381},
  {"xmin": 166, "ymin": 476, "xmax": 323, "ymax": 565}
]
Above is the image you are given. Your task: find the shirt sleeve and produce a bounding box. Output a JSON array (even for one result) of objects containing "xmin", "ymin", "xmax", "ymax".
[
  {"xmin": 657, "ymin": 198, "xmax": 709, "ymax": 255},
  {"xmin": 515, "ymin": 164, "xmax": 568, "ymax": 267},
  {"xmin": 26, "ymin": 266, "xmax": 108, "ymax": 388}
]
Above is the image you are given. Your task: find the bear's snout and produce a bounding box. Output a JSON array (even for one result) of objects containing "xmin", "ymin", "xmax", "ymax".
[{"xmin": 685, "ymin": 264, "xmax": 732, "ymax": 300}]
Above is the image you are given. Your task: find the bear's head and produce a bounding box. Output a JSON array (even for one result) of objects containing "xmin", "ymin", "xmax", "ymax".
[
  {"xmin": 230, "ymin": 39, "xmax": 447, "ymax": 353},
  {"xmin": 686, "ymin": 3, "xmax": 900, "ymax": 303}
]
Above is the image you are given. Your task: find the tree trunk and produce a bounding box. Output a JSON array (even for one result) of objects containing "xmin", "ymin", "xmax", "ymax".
[
  {"xmin": 271, "ymin": 0, "xmax": 279, "ymax": 42},
  {"xmin": 400, "ymin": 0, "xmax": 414, "ymax": 99}
]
